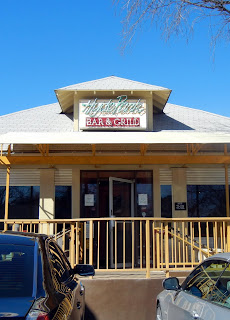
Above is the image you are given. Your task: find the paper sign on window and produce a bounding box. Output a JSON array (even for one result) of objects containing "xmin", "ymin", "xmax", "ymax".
[
  {"xmin": 84, "ymin": 194, "xmax": 94, "ymax": 206},
  {"xmin": 138, "ymin": 194, "xmax": 148, "ymax": 206}
]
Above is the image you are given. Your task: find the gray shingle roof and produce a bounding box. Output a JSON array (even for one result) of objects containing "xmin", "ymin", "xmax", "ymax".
[
  {"xmin": 56, "ymin": 76, "xmax": 170, "ymax": 91},
  {"xmin": 0, "ymin": 101, "xmax": 230, "ymax": 135},
  {"xmin": 153, "ymin": 104, "xmax": 230, "ymax": 132},
  {"xmin": 0, "ymin": 103, "xmax": 74, "ymax": 134}
]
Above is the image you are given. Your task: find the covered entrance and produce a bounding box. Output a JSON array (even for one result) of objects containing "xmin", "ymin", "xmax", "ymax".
[{"xmin": 80, "ymin": 170, "xmax": 153, "ymax": 268}]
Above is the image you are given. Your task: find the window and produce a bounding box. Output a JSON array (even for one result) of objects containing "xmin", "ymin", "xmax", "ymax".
[
  {"xmin": 187, "ymin": 185, "xmax": 226, "ymax": 218},
  {"xmin": 0, "ymin": 244, "xmax": 34, "ymax": 297},
  {"xmin": 208, "ymin": 263, "xmax": 230, "ymax": 309},
  {"xmin": 161, "ymin": 185, "xmax": 172, "ymax": 218},
  {"xmin": 136, "ymin": 171, "xmax": 153, "ymax": 217},
  {"xmin": 182, "ymin": 260, "xmax": 228, "ymax": 299},
  {"xmin": 55, "ymin": 186, "xmax": 72, "ymax": 219},
  {"xmin": 47, "ymin": 240, "xmax": 71, "ymax": 285},
  {"xmin": 0, "ymin": 186, "xmax": 39, "ymax": 219}
]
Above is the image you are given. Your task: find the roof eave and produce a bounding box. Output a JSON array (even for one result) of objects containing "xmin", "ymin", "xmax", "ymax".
[{"xmin": 55, "ymin": 88, "xmax": 172, "ymax": 113}]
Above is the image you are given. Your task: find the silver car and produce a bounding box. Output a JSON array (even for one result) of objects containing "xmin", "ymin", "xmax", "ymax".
[{"xmin": 156, "ymin": 253, "xmax": 230, "ymax": 320}]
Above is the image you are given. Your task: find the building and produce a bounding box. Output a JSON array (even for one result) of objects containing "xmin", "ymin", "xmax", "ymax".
[{"xmin": 1, "ymin": 76, "xmax": 230, "ymax": 273}]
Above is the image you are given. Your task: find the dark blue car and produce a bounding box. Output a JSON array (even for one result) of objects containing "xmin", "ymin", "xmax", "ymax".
[{"xmin": 0, "ymin": 232, "xmax": 94, "ymax": 320}]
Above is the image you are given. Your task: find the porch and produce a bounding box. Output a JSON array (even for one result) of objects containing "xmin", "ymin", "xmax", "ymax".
[{"xmin": 2, "ymin": 217, "xmax": 230, "ymax": 278}]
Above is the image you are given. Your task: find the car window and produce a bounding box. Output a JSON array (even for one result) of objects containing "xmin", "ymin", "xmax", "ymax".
[
  {"xmin": 0, "ymin": 244, "xmax": 34, "ymax": 297},
  {"xmin": 207, "ymin": 263, "xmax": 230, "ymax": 309},
  {"xmin": 182, "ymin": 259, "xmax": 228, "ymax": 299},
  {"xmin": 47, "ymin": 240, "xmax": 71, "ymax": 285}
]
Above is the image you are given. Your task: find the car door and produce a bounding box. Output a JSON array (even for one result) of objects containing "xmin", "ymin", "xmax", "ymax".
[
  {"xmin": 167, "ymin": 259, "xmax": 228, "ymax": 320},
  {"xmin": 46, "ymin": 240, "xmax": 84, "ymax": 320}
]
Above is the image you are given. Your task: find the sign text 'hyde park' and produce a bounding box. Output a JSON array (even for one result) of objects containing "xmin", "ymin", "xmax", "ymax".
[{"xmin": 79, "ymin": 96, "xmax": 147, "ymax": 130}]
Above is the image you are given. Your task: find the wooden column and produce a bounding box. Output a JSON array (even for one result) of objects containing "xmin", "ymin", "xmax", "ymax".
[
  {"xmin": 153, "ymin": 168, "xmax": 161, "ymax": 217},
  {"xmin": 146, "ymin": 220, "xmax": 151, "ymax": 278},
  {"xmin": 4, "ymin": 167, "xmax": 10, "ymax": 230}
]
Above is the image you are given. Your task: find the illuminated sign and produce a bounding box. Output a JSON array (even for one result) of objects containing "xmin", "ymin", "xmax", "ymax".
[{"xmin": 79, "ymin": 95, "xmax": 147, "ymax": 130}]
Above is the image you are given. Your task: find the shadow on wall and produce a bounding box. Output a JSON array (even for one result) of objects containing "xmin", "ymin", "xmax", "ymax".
[{"xmin": 85, "ymin": 305, "xmax": 97, "ymax": 320}]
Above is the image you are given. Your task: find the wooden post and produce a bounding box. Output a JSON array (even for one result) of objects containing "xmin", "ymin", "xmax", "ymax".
[
  {"xmin": 89, "ymin": 220, "xmax": 94, "ymax": 279},
  {"xmin": 76, "ymin": 222, "xmax": 79, "ymax": 265},
  {"xmin": 146, "ymin": 220, "xmax": 151, "ymax": 279},
  {"xmin": 165, "ymin": 222, "xmax": 169, "ymax": 277},
  {"xmin": 89, "ymin": 220, "xmax": 93, "ymax": 266},
  {"xmin": 70, "ymin": 224, "xmax": 75, "ymax": 268},
  {"xmin": 4, "ymin": 167, "xmax": 10, "ymax": 231}
]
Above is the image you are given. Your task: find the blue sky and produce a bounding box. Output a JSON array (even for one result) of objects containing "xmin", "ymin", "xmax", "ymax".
[{"xmin": 0, "ymin": 1, "xmax": 229, "ymax": 117}]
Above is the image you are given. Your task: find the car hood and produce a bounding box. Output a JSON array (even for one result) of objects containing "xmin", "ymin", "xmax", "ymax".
[{"xmin": 0, "ymin": 297, "xmax": 34, "ymax": 318}]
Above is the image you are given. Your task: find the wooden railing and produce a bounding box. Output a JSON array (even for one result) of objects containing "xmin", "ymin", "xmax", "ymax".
[{"xmin": 1, "ymin": 217, "xmax": 230, "ymax": 278}]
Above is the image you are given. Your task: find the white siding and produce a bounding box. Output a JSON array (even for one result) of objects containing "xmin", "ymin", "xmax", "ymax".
[
  {"xmin": 160, "ymin": 167, "xmax": 230, "ymax": 185},
  {"xmin": 54, "ymin": 169, "xmax": 72, "ymax": 186},
  {"xmin": 186, "ymin": 168, "xmax": 229, "ymax": 185},
  {"xmin": 0, "ymin": 169, "xmax": 40, "ymax": 186},
  {"xmin": 0, "ymin": 168, "xmax": 73, "ymax": 186},
  {"xmin": 160, "ymin": 169, "xmax": 172, "ymax": 185}
]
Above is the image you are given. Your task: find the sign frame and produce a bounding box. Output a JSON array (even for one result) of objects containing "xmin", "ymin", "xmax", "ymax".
[{"xmin": 79, "ymin": 95, "xmax": 147, "ymax": 131}]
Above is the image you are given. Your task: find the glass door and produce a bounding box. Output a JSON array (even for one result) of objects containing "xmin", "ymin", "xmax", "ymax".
[{"xmin": 109, "ymin": 177, "xmax": 134, "ymax": 268}]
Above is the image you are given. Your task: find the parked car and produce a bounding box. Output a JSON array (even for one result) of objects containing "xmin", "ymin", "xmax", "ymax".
[
  {"xmin": 0, "ymin": 232, "xmax": 94, "ymax": 320},
  {"xmin": 156, "ymin": 252, "xmax": 230, "ymax": 320}
]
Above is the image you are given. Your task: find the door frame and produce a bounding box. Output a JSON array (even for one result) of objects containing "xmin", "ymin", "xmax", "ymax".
[{"xmin": 109, "ymin": 177, "xmax": 135, "ymax": 268}]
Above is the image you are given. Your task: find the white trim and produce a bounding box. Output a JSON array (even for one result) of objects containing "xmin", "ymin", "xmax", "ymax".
[{"xmin": 1, "ymin": 131, "xmax": 230, "ymax": 144}]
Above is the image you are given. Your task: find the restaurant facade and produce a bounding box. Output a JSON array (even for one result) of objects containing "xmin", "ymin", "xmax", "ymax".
[{"xmin": 1, "ymin": 76, "xmax": 230, "ymax": 274}]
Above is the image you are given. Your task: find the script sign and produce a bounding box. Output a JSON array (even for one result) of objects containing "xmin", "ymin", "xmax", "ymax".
[{"xmin": 79, "ymin": 95, "xmax": 147, "ymax": 130}]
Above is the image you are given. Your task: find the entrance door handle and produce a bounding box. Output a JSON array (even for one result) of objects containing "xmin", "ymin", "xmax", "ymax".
[{"xmin": 192, "ymin": 311, "xmax": 200, "ymax": 320}]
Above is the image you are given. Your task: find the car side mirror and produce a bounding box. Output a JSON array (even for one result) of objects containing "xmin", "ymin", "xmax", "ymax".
[
  {"xmin": 73, "ymin": 264, "xmax": 95, "ymax": 276},
  {"xmin": 163, "ymin": 277, "xmax": 180, "ymax": 290}
]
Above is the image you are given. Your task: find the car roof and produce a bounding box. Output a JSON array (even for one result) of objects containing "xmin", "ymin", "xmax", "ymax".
[
  {"xmin": 206, "ymin": 252, "xmax": 230, "ymax": 261},
  {"xmin": 0, "ymin": 232, "xmax": 48, "ymax": 246}
]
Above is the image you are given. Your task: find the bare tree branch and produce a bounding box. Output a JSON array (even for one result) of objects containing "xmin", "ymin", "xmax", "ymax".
[{"xmin": 115, "ymin": 0, "xmax": 230, "ymax": 51}]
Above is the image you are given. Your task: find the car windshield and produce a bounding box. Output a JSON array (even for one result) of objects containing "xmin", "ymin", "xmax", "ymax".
[{"xmin": 0, "ymin": 244, "xmax": 34, "ymax": 297}]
